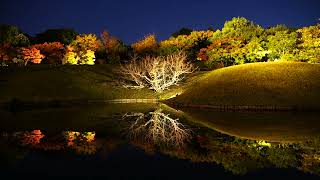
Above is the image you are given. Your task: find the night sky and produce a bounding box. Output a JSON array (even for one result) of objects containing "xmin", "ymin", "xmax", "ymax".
[{"xmin": 0, "ymin": 0, "xmax": 319, "ymax": 44}]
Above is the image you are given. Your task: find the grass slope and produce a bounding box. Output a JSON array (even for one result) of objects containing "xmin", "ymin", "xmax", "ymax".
[
  {"xmin": 0, "ymin": 65, "xmax": 156, "ymax": 103},
  {"xmin": 169, "ymin": 62, "xmax": 320, "ymax": 109},
  {"xmin": 181, "ymin": 108, "xmax": 320, "ymax": 143}
]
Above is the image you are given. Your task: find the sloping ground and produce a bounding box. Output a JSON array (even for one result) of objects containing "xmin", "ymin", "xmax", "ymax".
[
  {"xmin": 0, "ymin": 65, "xmax": 156, "ymax": 103},
  {"xmin": 181, "ymin": 107, "xmax": 320, "ymax": 143},
  {"xmin": 169, "ymin": 62, "xmax": 320, "ymax": 109}
]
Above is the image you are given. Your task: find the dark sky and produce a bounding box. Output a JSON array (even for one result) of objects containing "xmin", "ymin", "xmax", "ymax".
[{"xmin": 0, "ymin": 0, "xmax": 319, "ymax": 44}]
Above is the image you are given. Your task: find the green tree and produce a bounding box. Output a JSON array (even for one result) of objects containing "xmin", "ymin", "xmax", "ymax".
[
  {"xmin": 267, "ymin": 30, "xmax": 298, "ymax": 60},
  {"xmin": 213, "ymin": 17, "xmax": 263, "ymax": 41},
  {"xmin": 297, "ymin": 24, "xmax": 320, "ymax": 63},
  {"xmin": 0, "ymin": 24, "xmax": 29, "ymax": 46}
]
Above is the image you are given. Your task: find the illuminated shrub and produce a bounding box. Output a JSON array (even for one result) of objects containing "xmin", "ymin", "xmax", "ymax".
[
  {"xmin": 266, "ymin": 30, "xmax": 298, "ymax": 61},
  {"xmin": 132, "ymin": 34, "xmax": 158, "ymax": 55},
  {"xmin": 216, "ymin": 17, "xmax": 264, "ymax": 41},
  {"xmin": 63, "ymin": 47, "xmax": 79, "ymax": 64},
  {"xmin": 197, "ymin": 37, "xmax": 269, "ymax": 68},
  {"xmin": 160, "ymin": 30, "xmax": 214, "ymax": 52},
  {"xmin": 19, "ymin": 47, "xmax": 45, "ymax": 65},
  {"xmin": 70, "ymin": 34, "xmax": 102, "ymax": 53},
  {"xmin": 79, "ymin": 50, "xmax": 95, "ymax": 65},
  {"xmin": 296, "ymin": 24, "xmax": 320, "ymax": 63},
  {"xmin": 159, "ymin": 30, "xmax": 213, "ymax": 61},
  {"xmin": 32, "ymin": 42, "xmax": 65, "ymax": 64},
  {"xmin": 63, "ymin": 34, "xmax": 101, "ymax": 65},
  {"xmin": 197, "ymin": 37, "xmax": 246, "ymax": 67}
]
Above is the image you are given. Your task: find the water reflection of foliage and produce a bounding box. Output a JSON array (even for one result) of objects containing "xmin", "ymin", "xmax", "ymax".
[
  {"xmin": 143, "ymin": 129, "xmax": 319, "ymax": 176},
  {"xmin": 8, "ymin": 130, "xmax": 98, "ymax": 155},
  {"xmin": 122, "ymin": 108, "xmax": 191, "ymax": 148},
  {"xmin": 14, "ymin": 130, "xmax": 45, "ymax": 146},
  {"xmin": 63, "ymin": 131, "xmax": 97, "ymax": 155},
  {"xmin": 1, "ymin": 127, "xmax": 320, "ymax": 176}
]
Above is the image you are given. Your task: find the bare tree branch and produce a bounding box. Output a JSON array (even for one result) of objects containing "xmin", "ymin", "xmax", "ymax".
[
  {"xmin": 120, "ymin": 51, "xmax": 196, "ymax": 92},
  {"xmin": 122, "ymin": 109, "xmax": 191, "ymax": 147}
]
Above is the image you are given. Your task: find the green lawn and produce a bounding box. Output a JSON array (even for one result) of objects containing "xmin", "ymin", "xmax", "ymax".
[
  {"xmin": 168, "ymin": 62, "xmax": 320, "ymax": 109},
  {"xmin": 0, "ymin": 64, "xmax": 156, "ymax": 103},
  {"xmin": 1, "ymin": 62, "xmax": 320, "ymax": 110}
]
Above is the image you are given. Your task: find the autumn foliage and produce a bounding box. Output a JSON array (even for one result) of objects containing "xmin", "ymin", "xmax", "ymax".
[
  {"xmin": 63, "ymin": 34, "xmax": 101, "ymax": 65},
  {"xmin": 32, "ymin": 42, "xmax": 65, "ymax": 64},
  {"xmin": 20, "ymin": 47, "xmax": 45, "ymax": 65},
  {"xmin": 101, "ymin": 31, "xmax": 120, "ymax": 53},
  {"xmin": 160, "ymin": 30, "xmax": 214, "ymax": 50},
  {"xmin": 132, "ymin": 34, "xmax": 158, "ymax": 55}
]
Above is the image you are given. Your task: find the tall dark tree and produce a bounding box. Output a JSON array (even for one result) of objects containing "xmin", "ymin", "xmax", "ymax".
[
  {"xmin": 35, "ymin": 28, "xmax": 78, "ymax": 45},
  {"xmin": 171, "ymin": 27, "xmax": 193, "ymax": 37},
  {"xmin": 0, "ymin": 24, "xmax": 29, "ymax": 46}
]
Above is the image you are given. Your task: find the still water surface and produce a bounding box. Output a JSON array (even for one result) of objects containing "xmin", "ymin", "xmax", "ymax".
[{"xmin": 0, "ymin": 103, "xmax": 320, "ymax": 179}]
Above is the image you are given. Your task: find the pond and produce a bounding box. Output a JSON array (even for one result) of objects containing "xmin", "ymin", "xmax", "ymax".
[{"xmin": 0, "ymin": 103, "xmax": 320, "ymax": 179}]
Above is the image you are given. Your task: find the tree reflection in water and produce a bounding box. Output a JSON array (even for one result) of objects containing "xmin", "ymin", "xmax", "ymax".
[
  {"xmin": 1, "ymin": 110, "xmax": 320, "ymax": 176},
  {"xmin": 63, "ymin": 131, "xmax": 97, "ymax": 154},
  {"xmin": 122, "ymin": 108, "xmax": 191, "ymax": 148},
  {"xmin": 14, "ymin": 130, "xmax": 45, "ymax": 146}
]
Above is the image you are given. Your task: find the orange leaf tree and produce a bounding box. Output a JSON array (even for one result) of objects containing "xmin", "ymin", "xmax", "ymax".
[
  {"xmin": 32, "ymin": 42, "xmax": 65, "ymax": 64},
  {"xmin": 101, "ymin": 30, "xmax": 130, "ymax": 63},
  {"xmin": 132, "ymin": 34, "xmax": 158, "ymax": 56},
  {"xmin": 20, "ymin": 47, "xmax": 45, "ymax": 65}
]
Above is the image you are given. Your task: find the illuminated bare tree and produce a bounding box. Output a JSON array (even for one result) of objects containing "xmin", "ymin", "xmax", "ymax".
[
  {"xmin": 123, "ymin": 109, "xmax": 191, "ymax": 147},
  {"xmin": 120, "ymin": 52, "xmax": 195, "ymax": 92}
]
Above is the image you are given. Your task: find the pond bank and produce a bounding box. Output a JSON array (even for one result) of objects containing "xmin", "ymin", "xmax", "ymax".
[
  {"xmin": 1, "ymin": 98, "xmax": 319, "ymax": 112},
  {"xmin": 167, "ymin": 102, "xmax": 320, "ymax": 112},
  {"xmin": 0, "ymin": 98, "xmax": 159, "ymax": 110}
]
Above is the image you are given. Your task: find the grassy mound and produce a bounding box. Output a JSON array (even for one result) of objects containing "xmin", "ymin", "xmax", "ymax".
[
  {"xmin": 181, "ymin": 108, "xmax": 320, "ymax": 142},
  {"xmin": 169, "ymin": 62, "xmax": 320, "ymax": 109},
  {"xmin": 0, "ymin": 65, "xmax": 156, "ymax": 103}
]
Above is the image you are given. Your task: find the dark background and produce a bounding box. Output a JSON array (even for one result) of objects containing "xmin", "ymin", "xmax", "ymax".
[{"xmin": 0, "ymin": 0, "xmax": 319, "ymax": 43}]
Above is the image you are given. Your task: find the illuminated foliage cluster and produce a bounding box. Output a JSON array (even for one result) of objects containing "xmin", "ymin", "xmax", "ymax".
[
  {"xmin": 266, "ymin": 30, "xmax": 298, "ymax": 61},
  {"xmin": 195, "ymin": 17, "xmax": 319, "ymax": 68},
  {"xmin": 32, "ymin": 42, "xmax": 65, "ymax": 64},
  {"xmin": 63, "ymin": 131, "xmax": 97, "ymax": 154},
  {"xmin": 297, "ymin": 24, "xmax": 320, "ymax": 63},
  {"xmin": 198, "ymin": 37, "xmax": 268, "ymax": 67},
  {"xmin": 159, "ymin": 30, "xmax": 214, "ymax": 56},
  {"xmin": 1, "ymin": 17, "xmax": 320, "ymax": 67},
  {"xmin": 20, "ymin": 130, "xmax": 45, "ymax": 146},
  {"xmin": 131, "ymin": 34, "xmax": 158, "ymax": 55},
  {"xmin": 63, "ymin": 34, "xmax": 102, "ymax": 65},
  {"xmin": 19, "ymin": 47, "xmax": 45, "ymax": 65}
]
